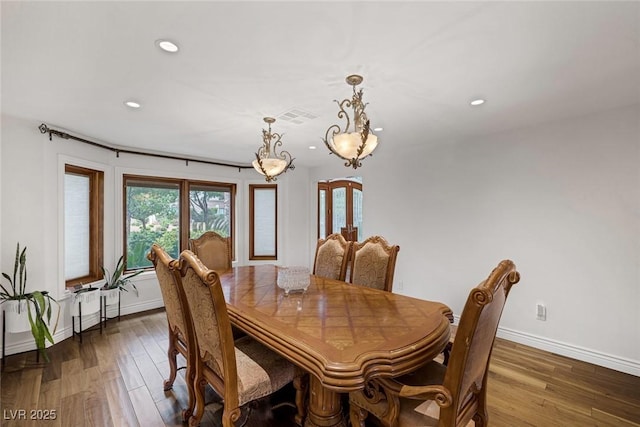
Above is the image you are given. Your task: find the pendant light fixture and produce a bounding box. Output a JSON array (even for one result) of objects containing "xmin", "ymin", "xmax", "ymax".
[
  {"xmin": 323, "ymin": 74, "xmax": 378, "ymax": 169},
  {"xmin": 252, "ymin": 117, "xmax": 294, "ymax": 182}
]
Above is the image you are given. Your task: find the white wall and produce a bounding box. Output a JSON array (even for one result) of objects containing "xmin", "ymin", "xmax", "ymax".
[
  {"xmin": 311, "ymin": 105, "xmax": 640, "ymax": 376},
  {"xmin": 3, "ymin": 106, "xmax": 639, "ymax": 376},
  {"xmin": 0, "ymin": 114, "xmax": 310, "ymax": 355}
]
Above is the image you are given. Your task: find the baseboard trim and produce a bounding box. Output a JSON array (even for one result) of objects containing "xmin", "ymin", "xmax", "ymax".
[
  {"xmin": 496, "ymin": 326, "xmax": 640, "ymax": 377},
  {"xmin": 450, "ymin": 315, "xmax": 639, "ymax": 377},
  {"xmin": 103, "ymin": 298, "xmax": 165, "ymax": 318},
  {"xmin": 1, "ymin": 299, "xmax": 165, "ymax": 358}
]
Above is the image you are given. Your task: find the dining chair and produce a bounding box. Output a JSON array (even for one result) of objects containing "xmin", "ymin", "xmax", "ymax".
[
  {"xmin": 190, "ymin": 230, "xmax": 249, "ymax": 340},
  {"xmin": 189, "ymin": 231, "xmax": 232, "ymax": 272},
  {"xmin": 349, "ymin": 235, "xmax": 400, "ymax": 292},
  {"xmin": 312, "ymin": 233, "xmax": 352, "ymax": 281},
  {"xmin": 349, "ymin": 260, "xmax": 520, "ymax": 427},
  {"xmin": 442, "ymin": 324, "xmax": 458, "ymax": 366},
  {"xmin": 147, "ymin": 244, "xmax": 195, "ymax": 421},
  {"xmin": 176, "ymin": 250, "xmax": 306, "ymax": 427}
]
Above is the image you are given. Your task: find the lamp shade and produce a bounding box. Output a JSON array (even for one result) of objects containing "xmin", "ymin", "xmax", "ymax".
[
  {"xmin": 331, "ymin": 132, "xmax": 378, "ymax": 160},
  {"xmin": 252, "ymin": 158, "xmax": 288, "ymax": 178}
]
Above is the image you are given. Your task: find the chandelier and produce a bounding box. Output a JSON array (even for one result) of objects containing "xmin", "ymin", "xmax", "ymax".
[
  {"xmin": 323, "ymin": 74, "xmax": 378, "ymax": 169},
  {"xmin": 252, "ymin": 117, "xmax": 294, "ymax": 182}
]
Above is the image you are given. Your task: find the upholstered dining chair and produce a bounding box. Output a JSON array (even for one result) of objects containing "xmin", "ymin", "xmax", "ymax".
[
  {"xmin": 312, "ymin": 233, "xmax": 352, "ymax": 281},
  {"xmin": 176, "ymin": 250, "xmax": 306, "ymax": 427},
  {"xmin": 349, "ymin": 260, "xmax": 520, "ymax": 427},
  {"xmin": 189, "ymin": 231, "xmax": 232, "ymax": 272},
  {"xmin": 147, "ymin": 244, "xmax": 195, "ymax": 421},
  {"xmin": 190, "ymin": 231, "xmax": 247, "ymax": 340},
  {"xmin": 349, "ymin": 235, "xmax": 400, "ymax": 292}
]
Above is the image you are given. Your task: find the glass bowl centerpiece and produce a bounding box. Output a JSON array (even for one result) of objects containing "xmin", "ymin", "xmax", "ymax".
[{"xmin": 277, "ymin": 266, "xmax": 310, "ymax": 295}]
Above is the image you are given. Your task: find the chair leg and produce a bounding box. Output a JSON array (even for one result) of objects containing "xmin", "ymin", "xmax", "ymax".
[
  {"xmin": 163, "ymin": 334, "xmax": 178, "ymax": 391},
  {"xmin": 188, "ymin": 376, "xmax": 206, "ymax": 427},
  {"xmin": 349, "ymin": 405, "xmax": 368, "ymax": 427},
  {"xmin": 221, "ymin": 407, "xmax": 243, "ymax": 427},
  {"xmin": 443, "ymin": 342, "xmax": 452, "ymax": 366},
  {"xmin": 293, "ymin": 374, "xmax": 309, "ymax": 426},
  {"xmin": 473, "ymin": 413, "xmax": 487, "ymax": 427},
  {"xmin": 474, "ymin": 390, "xmax": 489, "ymax": 427},
  {"xmin": 182, "ymin": 358, "xmax": 195, "ymax": 422}
]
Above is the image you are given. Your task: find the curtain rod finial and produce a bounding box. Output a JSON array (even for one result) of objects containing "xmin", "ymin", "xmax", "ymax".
[{"xmin": 38, "ymin": 123, "xmax": 53, "ymax": 140}]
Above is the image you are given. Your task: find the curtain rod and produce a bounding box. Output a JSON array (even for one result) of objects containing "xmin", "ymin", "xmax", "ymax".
[{"xmin": 38, "ymin": 123, "xmax": 254, "ymax": 171}]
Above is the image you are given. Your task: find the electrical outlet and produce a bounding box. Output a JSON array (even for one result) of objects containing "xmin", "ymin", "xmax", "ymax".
[{"xmin": 536, "ymin": 304, "xmax": 547, "ymax": 321}]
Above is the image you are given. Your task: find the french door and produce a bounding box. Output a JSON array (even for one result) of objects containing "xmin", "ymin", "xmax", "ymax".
[{"xmin": 317, "ymin": 179, "xmax": 363, "ymax": 241}]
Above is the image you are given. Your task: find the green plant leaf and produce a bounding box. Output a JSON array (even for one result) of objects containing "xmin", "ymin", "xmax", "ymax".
[
  {"xmin": 46, "ymin": 298, "xmax": 52, "ymax": 322},
  {"xmin": 12, "ymin": 243, "xmax": 19, "ymax": 289},
  {"xmin": 46, "ymin": 296, "xmax": 61, "ymax": 336},
  {"xmin": 27, "ymin": 302, "xmax": 44, "ymax": 350},
  {"xmin": 42, "ymin": 317, "xmax": 54, "ymax": 344},
  {"xmin": 23, "ymin": 263, "xmax": 28, "ymax": 296},
  {"xmin": 0, "ymin": 282, "xmax": 14, "ymax": 298},
  {"xmin": 2, "ymin": 272, "xmax": 13, "ymax": 286},
  {"xmin": 32, "ymin": 291, "xmax": 46, "ymax": 311},
  {"xmin": 19, "ymin": 246, "xmax": 27, "ymax": 296},
  {"xmin": 114, "ymin": 261, "xmax": 125, "ymax": 283}
]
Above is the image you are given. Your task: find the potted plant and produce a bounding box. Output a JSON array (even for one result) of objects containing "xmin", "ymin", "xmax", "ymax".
[
  {"xmin": 71, "ymin": 286, "xmax": 101, "ymax": 317},
  {"xmin": 100, "ymin": 255, "xmax": 143, "ymax": 305},
  {"xmin": 0, "ymin": 243, "xmax": 59, "ymax": 362}
]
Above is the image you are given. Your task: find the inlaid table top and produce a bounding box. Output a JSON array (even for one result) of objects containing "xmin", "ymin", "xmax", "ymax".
[{"xmin": 218, "ymin": 264, "xmax": 452, "ymax": 392}]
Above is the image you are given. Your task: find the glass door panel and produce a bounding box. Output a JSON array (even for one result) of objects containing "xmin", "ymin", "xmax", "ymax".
[
  {"xmin": 353, "ymin": 188, "xmax": 363, "ymax": 241},
  {"xmin": 318, "ymin": 189, "xmax": 327, "ymax": 239},
  {"xmin": 332, "ymin": 187, "xmax": 346, "ymax": 234}
]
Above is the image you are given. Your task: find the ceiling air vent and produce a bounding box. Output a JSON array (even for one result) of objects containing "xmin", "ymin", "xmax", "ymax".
[{"xmin": 278, "ymin": 108, "xmax": 317, "ymax": 125}]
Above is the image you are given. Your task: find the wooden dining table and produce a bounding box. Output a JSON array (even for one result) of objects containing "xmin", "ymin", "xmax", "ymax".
[{"xmin": 217, "ymin": 265, "xmax": 452, "ymax": 427}]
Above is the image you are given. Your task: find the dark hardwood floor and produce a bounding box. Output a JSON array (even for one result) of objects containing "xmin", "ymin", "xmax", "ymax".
[{"xmin": 1, "ymin": 309, "xmax": 638, "ymax": 426}]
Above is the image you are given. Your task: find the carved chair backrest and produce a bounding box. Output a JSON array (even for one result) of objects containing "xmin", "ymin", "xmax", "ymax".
[
  {"xmin": 148, "ymin": 244, "xmax": 189, "ymax": 346},
  {"xmin": 176, "ymin": 250, "xmax": 240, "ymax": 409},
  {"xmin": 440, "ymin": 260, "xmax": 520, "ymax": 426},
  {"xmin": 313, "ymin": 233, "xmax": 352, "ymax": 281},
  {"xmin": 349, "ymin": 236, "xmax": 400, "ymax": 292},
  {"xmin": 189, "ymin": 231, "xmax": 232, "ymax": 272}
]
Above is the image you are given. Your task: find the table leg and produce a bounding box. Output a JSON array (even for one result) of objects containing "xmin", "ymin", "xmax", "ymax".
[{"xmin": 304, "ymin": 376, "xmax": 346, "ymax": 427}]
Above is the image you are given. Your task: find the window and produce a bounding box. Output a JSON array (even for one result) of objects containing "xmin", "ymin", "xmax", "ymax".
[
  {"xmin": 318, "ymin": 178, "xmax": 363, "ymax": 241},
  {"xmin": 124, "ymin": 176, "xmax": 235, "ymax": 270},
  {"xmin": 64, "ymin": 165, "xmax": 104, "ymax": 287},
  {"xmin": 249, "ymin": 184, "xmax": 277, "ymax": 260},
  {"xmin": 189, "ymin": 183, "xmax": 232, "ymax": 240},
  {"xmin": 125, "ymin": 178, "xmax": 180, "ymax": 269}
]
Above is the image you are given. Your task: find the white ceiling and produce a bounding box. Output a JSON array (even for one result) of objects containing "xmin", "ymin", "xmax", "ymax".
[{"xmin": 2, "ymin": 1, "xmax": 639, "ymax": 168}]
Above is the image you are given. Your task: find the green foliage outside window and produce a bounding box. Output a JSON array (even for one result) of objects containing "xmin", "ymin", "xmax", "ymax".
[
  {"xmin": 124, "ymin": 181, "xmax": 233, "ymax": 270},
  {"xmin": 189, "ymin": 190, "xmax": 231, "ymax": 239},
  {"xmin": 126, "ymin": 185, "xmax": 179, "ymax": 269}
]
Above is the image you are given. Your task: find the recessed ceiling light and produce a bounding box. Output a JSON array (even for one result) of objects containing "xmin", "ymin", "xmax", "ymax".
[
  {"xmin": 156, "ymin": 39, "xmax": 179, "ymax": 53},
  {"xmin": 470, "ymin": 99, "xmax": 485, "ymax": 106},
  {"xmin": 373, "ymin": 127, "xmax": 383, "ymax": 132},
  {"xmin": 309, "ymin": 145, "xmax": 317, "ymax": 150},
  {"xmin": 124, "ymin": 100, "xmax": 141, "ymax": 109}
]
